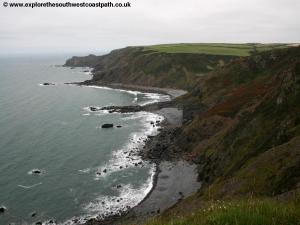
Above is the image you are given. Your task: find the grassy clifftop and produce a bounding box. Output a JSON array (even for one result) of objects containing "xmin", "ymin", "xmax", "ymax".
[
  {"xmin": 145, "ymin": 43, "xmax": 289, "ymax": 56},
  {"xmin": 65, "ymin": 43, "xmax": 290, "ymax": 90}
]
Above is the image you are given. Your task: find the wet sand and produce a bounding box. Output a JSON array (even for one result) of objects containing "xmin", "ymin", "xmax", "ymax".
[{"xmin": 128, "ymin": 161, "xmax": 201, "ymax": 224}]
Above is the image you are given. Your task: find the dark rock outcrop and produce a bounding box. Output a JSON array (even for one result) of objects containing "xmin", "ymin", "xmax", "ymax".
[
  {"xmin": 0, "ymin": 206, "xmax": 6, "ymax": 213},
  {"xmin": 101, "ymin": 124, "xmax": 113, "ymax": 128}
]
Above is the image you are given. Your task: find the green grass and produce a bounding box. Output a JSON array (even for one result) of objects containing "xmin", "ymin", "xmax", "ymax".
[
  {"xmin": 144, "ymin": 43, "xmax": 289, "ymax": 56},
  {"xmin": 145, "ymin": 198, "xmax": 300, "ymax": 225}
]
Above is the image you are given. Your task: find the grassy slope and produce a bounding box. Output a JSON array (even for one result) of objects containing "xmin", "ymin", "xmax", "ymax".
[
  {"xmin": 145, "ymin": 43, "xmax": 289, "ymax": 56},
  {"xmin": 145, "ymin": 197, "xmax": 300, "ymax": 225},
  {"xmin": 140, "ymin": 47, "xmax": 300, "ymax": 225}
]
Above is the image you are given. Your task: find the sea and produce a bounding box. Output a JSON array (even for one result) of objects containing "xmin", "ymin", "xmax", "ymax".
[{"xmin": 0, "ymin": 55, "xmax": 170, "ymax": 224}]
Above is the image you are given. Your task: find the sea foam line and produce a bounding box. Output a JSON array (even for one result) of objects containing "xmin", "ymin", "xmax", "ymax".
[{"xmin": 18, "ymin": 182, "xmax": 42, "ymax": 189}]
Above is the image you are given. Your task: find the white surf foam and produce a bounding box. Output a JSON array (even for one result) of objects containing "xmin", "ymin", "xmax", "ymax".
[
  {"xmin": 78, "ymin": 168, "xmax": 91, "ymax": 174},
  {"xmin": 94, "ymin": 112, "xmax": 163, "ymax": 179},
  {"xmin": 60, "ymin": 112, "xmax": 163, "ymax": 225},
  {"xmin": 86, "ymin": 85, "xmax": 170, "ymax": 106},
  {"xmin": 18, "ymin": 182, "xmax": 42, "ymax": 189},
  {"xmin": 85, "ymin": 167, "xmax": 155, "ymax": 217},
  {"xmin": 61, "ymin": 167, "xmax": 156, "ymax": 225}
]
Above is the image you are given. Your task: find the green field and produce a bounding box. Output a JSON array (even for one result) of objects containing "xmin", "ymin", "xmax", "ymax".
[{"xmin": 145, "ymin": 43, "xmax": 290, "ymax": 56}]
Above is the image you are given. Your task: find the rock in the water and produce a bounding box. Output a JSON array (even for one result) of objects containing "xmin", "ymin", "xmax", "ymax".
[
  {"xmin": 116, "ymin": 125, "xmax": 122, "ymax": 128},
  {"xmin": 31, "ymin": 212, "xmax": 37, "ymax": 217},
  {"xmin": 116, "ymin": 184, "xmax": 122, "ymax": 189},
  {"xmin": 90, "ymin": 107, "xmax": 98, "ymax": 111},
  {"xmin": 43, "ymin": 82, "xmax": 54, "ymax": 86},
  {"xmin": 32, "ymin": 169, "xmax": 41, "ymax": 174},
  {"xmin": 103, "ymin": 169, "xmax": 107, "ymax": 173},
  {"xmin": 102, "ymin": 124, "xmax": 113, "ymax": 128},
  {"xmin": 0, "ymin": 206, "xmax": 6, "ymax": 213}
]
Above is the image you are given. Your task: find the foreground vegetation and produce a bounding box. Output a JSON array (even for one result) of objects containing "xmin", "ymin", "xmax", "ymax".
[
  {"xmin": 146, "ymin": 197, "xmax": 300, "ymax": 225},
  {"xmin": 145, "ymin": 43, "xmax": 289, "ymax": 56}
]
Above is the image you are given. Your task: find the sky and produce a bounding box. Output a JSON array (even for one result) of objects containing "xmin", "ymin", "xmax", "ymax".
[{"xmin": 0, "ymin": 0, "xmax": 299, "ymax": 55}]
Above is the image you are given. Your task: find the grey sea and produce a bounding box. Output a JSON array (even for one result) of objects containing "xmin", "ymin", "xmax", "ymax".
[{"xmin": 0, "ymin": 55, "xmax": 169, "ymax": 224}]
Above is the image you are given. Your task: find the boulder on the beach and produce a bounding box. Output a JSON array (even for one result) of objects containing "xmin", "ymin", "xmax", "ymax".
[
  {"xmin": 101, "ymin": 124, "xmax": 113, "ymax": 128},
  {"xmin": 0, "ymin": 206, "xmax": 6, "ymax": 213}
]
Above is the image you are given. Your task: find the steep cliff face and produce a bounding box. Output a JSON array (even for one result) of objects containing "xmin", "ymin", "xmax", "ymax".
[
  {"xmin": 65, "ymin": 47, "xmax": 237, "ymax": 90},
  {"xmin": 176, "ymin": 47, "xmax": 300, "ymax": 198}
]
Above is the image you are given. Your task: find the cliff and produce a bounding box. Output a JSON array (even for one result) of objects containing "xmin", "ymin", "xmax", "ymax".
[
  {"xmin": 142, "ymin": 46, "xmax": 300, "ymax": 225},
  {"xmin": 65, "ymin": 46, "xmax": 238, "ymax": 90},
  {"xmin": 175, "ymin": 46, "xmax": 300, "ymax": 198},
  {"xmin": 65, "ymin": 44, "xmax": 300, "ymax": 224}
]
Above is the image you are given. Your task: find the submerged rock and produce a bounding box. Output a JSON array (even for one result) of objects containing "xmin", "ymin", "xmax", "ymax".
[{"xmin": 102, "ymin": 124, "xmax": 114, "ymax": 128}]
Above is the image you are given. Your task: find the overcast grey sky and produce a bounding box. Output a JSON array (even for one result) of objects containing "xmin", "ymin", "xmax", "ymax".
[{"xmin": 0, "ymin": 0, "xmax": 299, "ymax": 55}]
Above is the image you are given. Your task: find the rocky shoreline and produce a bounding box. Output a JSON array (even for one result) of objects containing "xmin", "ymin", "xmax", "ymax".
[{"xmin": 74, "ymin": 83, "xmax": 199, "ymax": 225}]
